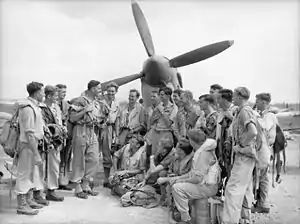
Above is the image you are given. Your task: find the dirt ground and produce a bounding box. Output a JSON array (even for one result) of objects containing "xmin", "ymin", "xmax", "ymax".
[{"xmin": 0, "ymin": 136, "xmax": 300, "ymax": 224}]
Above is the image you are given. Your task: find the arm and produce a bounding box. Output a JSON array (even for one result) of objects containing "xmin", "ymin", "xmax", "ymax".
[
  {"xmin": 115, "ymin": 109, "xmax": 120, "ymax": 137},
  {"xmin": 113, "ymin": 147, "xmax": 124, "ymax": 171},
  {"xmin": 69, "ymin": 107, "xmax": 87, "ymax": 123},
  {"xmin": 19, "ymin": 107, "xmax": 40, "ymax": 158},
  {"xmin": 267, "ymin": 114, "xmax": 278, "ymax": 146}
]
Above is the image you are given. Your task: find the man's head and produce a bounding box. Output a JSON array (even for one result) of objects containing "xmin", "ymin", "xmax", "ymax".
[
  {"xmin": 181, "ymin": 90, "xmax": 193, "ymax": 106},
  {"xmin": 87, "ymin": 80, "xmax": 102, "ymax": 98},
  {"xmin": 55, "ymin": 84, "xmax": 67, "ymax": 101},
  {"xmin": 210, "ymin": 84, "xmax": 223, "ymax": 95},
  {"xmin": 45, "ymin": 85, "xmax": 59, "ymax": 103},
  {"xmin": 150, "ymin": 90, "xmax": 160, "ymax": 106},
  {"xmin": 106, "ymin": 82, "xmax": 119, "ymax": 99},
  {"xmin": 157, "ymin": 138, "xmax": 173, "ymax": 156},
  {"xmin": 187, "ymin": 129, "xmax": 206, "ymax": 150},
  {"xmin": 26, "ymin": 82, "xmax": 44, "ymax": 102},
  {"xmin": 129, "ymin": 135, "xmax": 144, "ymax": 152},
  {"xmin": 159, "ymin": 86, "xmax": 172, "ymax": 103},
  {"xmin": 173, "ymin": 89, "xmax": 183, "ymax": 107},
  {"xmin": 198, "ymin": 94, "xmax": 216, "ymax": 113},
  {"xmin": 233, "ymin": 87, "xmax": 250, "ymax": 106},
  {"xmin": 176, "ymin": 138, "xmax": 193, "ymax": 158},
  {"xmin": 217, "ymin": 89, "xmax": 233, "ymax": 110},
  {"xmin": 255, "ymin": 93, "xmax": 271, "ymax": 112},
  {"xmin": 128, "ymin": 89, "xmax": 140, "ymax": 104}
]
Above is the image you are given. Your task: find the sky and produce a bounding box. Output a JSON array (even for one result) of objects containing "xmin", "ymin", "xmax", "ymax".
[{"xmin": 0, "ymin": 0, "xmax": 299, "ymax": 103}]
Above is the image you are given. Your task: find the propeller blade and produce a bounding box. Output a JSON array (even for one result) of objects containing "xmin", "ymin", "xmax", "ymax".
[
  {"xmin": 169, "ymin": 40, "xmax": 234, "ymax": 68},
  {"xmin": 101, "ymin": 73, "xmax": 143, "ymax": 91},
  {"xmin": 132, "ymin": 0, "xmax": 155, "ymax": 57}
]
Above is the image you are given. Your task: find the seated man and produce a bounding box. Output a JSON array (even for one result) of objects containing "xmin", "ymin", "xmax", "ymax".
[
  {"xmin": 157, "ymin": 138, "xmax": 194, "ymax": 205},
  {"xmin": 168, "ymin": 129, "xmax": 220, "ymax": 224},
  {"xmin": 138, "ymin": 138, "xmax": 174, "ymax": 188},
  {"xmin": 110, "ymin": 135, "xmax": 146, "ymax": 196}
]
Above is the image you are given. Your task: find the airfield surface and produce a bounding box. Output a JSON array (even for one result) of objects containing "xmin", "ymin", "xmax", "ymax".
[{"xmin": 0, "ymin": 135, "xmax": 299, "ymax": 224}]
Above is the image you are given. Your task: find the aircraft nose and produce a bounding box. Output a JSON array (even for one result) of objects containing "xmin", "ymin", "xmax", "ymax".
[{"xmin": 228, "ymin": 40, "xmax": 234, "ymax": 46}]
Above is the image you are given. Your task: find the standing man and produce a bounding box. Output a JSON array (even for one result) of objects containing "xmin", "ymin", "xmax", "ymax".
[
  {"xmin": 252, "ymin": 93, "xmax": 278, "ymax": 214},
  {"xmin": 198, "ymin": 94, "xmax": 218, "ymax": 139},
  {"xmin": 69, "ymin": 80, "xmax": 102, "ymax": 199},
  {"xmin": 100, "ymin": 82, "xmax": 120, "ymax": 188},
  {"xmin": 210, "ymin": 84, "xmax": 223, "ymax": 111},
  {"xmin": 15, "ymin": 82, "xmax": 46, "ymax": 215},
  {"xmin": 55, "ymin": 84, "xmax": 72, "ymax": 191},
  {"xmin": 150, "ymin": 87, "xmax": 177, "ymax": 156},
  {"xmin": 222, "ymin": 87, "xmax": 258, "ymax": 224},
  {"xmin": 40, "ymin": 85, "xmax": 65, "ymax": 202},
  {"xmin": 119, "ymin": 89, "xmax": 145, "ymax": 146},
  {"xmin": 216, "ymin": 89, "xmax": 237, "ymax": 195}
]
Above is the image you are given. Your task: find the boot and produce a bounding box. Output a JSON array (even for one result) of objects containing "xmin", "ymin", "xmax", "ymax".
[
  {"xmin": 17, "ymin": 194, "xmax": 39, "ymax": 215},
  {"xmin": 26, "ymin": 189, "xmax": 43, "ymax": 209},
  {"xmin": 82, "ymin": 179, "xmax": 99, "ymax": 196},
  {"xmin": 46, "ymin": 189, "xmax": 64, "ymax": 202},
  {"xmin": 33, "ymin": 190, "xmax": 49, "ymax": 206},
  {"xmin": 103, "ymin": 168, "xmax": 112, "ymax": 188},
  {"xmin": 251, "ymin": 206, "xmax": 270, "ymax": 214},
  {"xmin": 75, "ymin": 183, "xmax": 88, "ymax": 199}
]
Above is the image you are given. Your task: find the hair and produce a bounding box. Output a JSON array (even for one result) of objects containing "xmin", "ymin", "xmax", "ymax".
[
  {"xmin": 44, "ymin": 85, "xmax": 58, "ymax": 97},
  {"xmin": 210, "ymin": 84, "xmax": 223, "ymax": 91},
  {"xmin": 55, "ymin": 84, "xmax": 67, "ymax": 89},
  {"xmin": 26, "ymin": 82, "xmax": 44, "ymax": 97},
  {"xmin": 159, "ymin": 86, "xmax": 173, "ymax": 96},
  {"xmin": 173, "ymin": 89, "xmax": 183, "ymax": 96},
  {"xmin": 106, "ymin": 82, "xmax": 119, "ymax": 91},
  {"xmin": 187, "ymin": 129, "xmax": 206, "ymax": 145},
  {"xmin": 132, "ymin": 135, "xmax": 145, "ymax": 147},
  {"xmin": 199, "ymin": 94, "xmax": 216, "ymax": 105},
  {"xmin": 139, "ymin": 98, "xmax": 144, "ymax": 104},
  {"xmin": 234, "ymin": 87, "xmax": 250, "ymax": 100},
  {"xmin": 182, "ymin": 90, "xmax": 193, "ymax": 101},
  {"xmin": 129, "ymin": 89, "xmax": 140, "ymax": 98},
  {"xmin": 219, "ymin": 89, "xmax": 233, "ymax": 102},
  {"xmin": 178, "ymin": 138, "xmax": 193, "ymax": 155},
  {"xmin": 256, "ymin": 93, "xmax": 271, "ymax": 103},
  {"xmin": 87, "ymin": 80, "xmax": 100, "ymax": 90}
]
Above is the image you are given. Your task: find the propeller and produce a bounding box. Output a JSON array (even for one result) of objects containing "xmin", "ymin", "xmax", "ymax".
[
  {"xmin": 131, "ymin": 0, "xmax": 155, "ymax": 57},
  {"xmin": 101, "ymin": 73, "xmax": 143, "ymax": 91},
  {"xmin": 169, "ymin": 40, "xmax": 234, "ymax": 68}
]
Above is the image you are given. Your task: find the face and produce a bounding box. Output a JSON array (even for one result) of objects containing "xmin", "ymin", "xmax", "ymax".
[
  {"xmin": 107, "ymin": 86, "xmax": 117, "ymax": 98},
  {"xmin": 172, "ymin": 93, "xmax": 180, "ymax": 106},
  {"xmin": 58, "ymin": 88, "xmax": 66, "ymax": 101},
  {"xmin": 129, "ymin": 138, "xmax": 140, "ymax": 151},
  {"xmin": 255, "ymin": 98, "xmax": 265, "ymax": 111},
  {"xmin": 47, "ymin": 91, "xmax": 58, "ymax": 104},
  {"xmin": 150, "ymin": 92, "xmax": 159, "ymax": 105},
  {"xmin": 159, "ymin": 91, "xmax": 169, "ymax": 102},
  {"xmin": 198, "ymin": 98, "xmax": 208, "ymax": 111},
  {"xmin": 36, "ymin": 87, "xmax": 45, "ymax": 103},
  {"xmin": 91, "ymin": 84, "xmax": 102, "ymax": 97},
  {"xmin": 232, "ymin": 91, "xmax": 241, "ymax": 106},
  {"xmin": 181, "ymin": 93, "xmax": 190, "ymax": 106},
  {"xmin": 217, "ymin": 94, "xmax": 226, "ymax": 110},
  {"xmin": 128, "ymin": 91, "xmax": 138, "ymax": 104}
]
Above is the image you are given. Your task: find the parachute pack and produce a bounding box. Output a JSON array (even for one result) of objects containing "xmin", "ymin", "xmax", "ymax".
[{"xmin": 0, "ymin": 104, "xmax": 36, "ymax": 158}]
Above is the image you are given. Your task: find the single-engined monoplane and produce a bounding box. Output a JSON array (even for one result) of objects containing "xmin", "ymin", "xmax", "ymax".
[{"xmin": 102, "ymin": 0, "xmax": 234, "ymax": 108}]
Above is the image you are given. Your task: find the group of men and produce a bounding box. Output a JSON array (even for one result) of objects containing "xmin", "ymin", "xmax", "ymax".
[{"xmin": 12, "ymin": 80, "xmax": 280, "ymax": 224}]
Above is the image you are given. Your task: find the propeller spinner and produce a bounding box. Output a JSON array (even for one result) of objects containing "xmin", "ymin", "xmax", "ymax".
[{"xmin": 102, "ymin": 0, "xmax": 234, "ymax": 107}]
